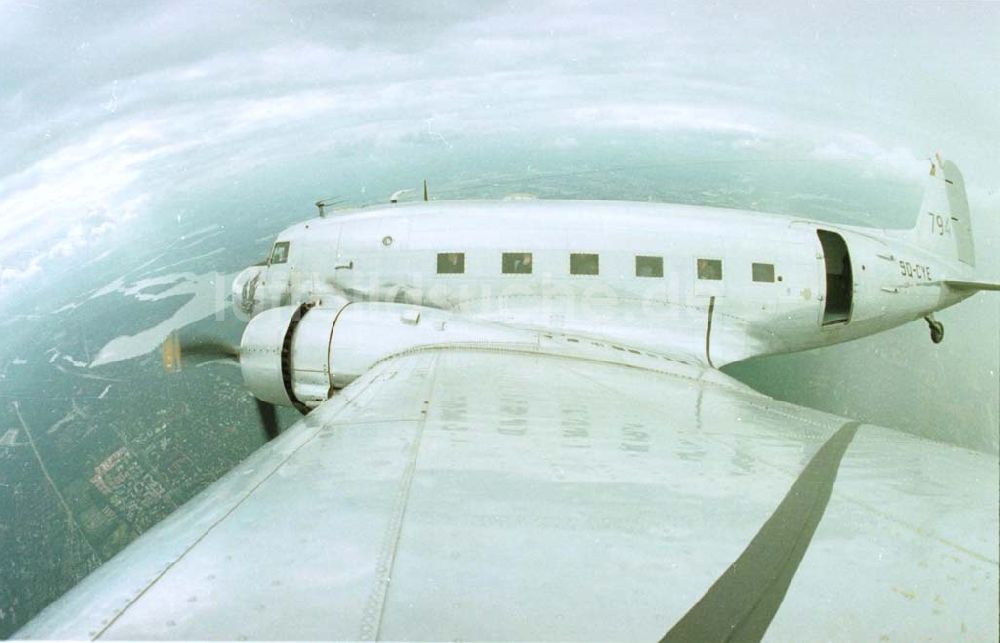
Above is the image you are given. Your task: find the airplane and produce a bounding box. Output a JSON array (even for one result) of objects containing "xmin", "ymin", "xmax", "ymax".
[{"xmin": 15, "ymin": 154, "xmax": 998, "ymax": 640}]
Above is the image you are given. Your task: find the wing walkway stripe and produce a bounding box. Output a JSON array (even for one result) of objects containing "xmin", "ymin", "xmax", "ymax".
[{"xmin": 662, "ymin": 420, "xmax": 861, "ymax": 643}]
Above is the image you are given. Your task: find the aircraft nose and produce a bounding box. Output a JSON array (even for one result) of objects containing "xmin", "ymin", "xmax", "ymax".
[{"xmin": 232, "ymin": 265, "xmax": 264, "ymax": 316}]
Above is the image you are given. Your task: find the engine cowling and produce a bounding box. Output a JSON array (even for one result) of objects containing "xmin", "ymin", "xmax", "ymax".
[{"xmin": 238, "ymin": 302, "xmax": 538, "ymax": 411}]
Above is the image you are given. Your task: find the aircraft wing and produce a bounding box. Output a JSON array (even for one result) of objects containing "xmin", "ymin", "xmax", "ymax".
[{"xmin": 16, "ymin": 349, "xmax": 998, "ymax": 641}]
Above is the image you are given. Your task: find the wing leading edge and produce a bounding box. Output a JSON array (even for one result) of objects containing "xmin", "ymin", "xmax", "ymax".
[{"xmin": 16, "ymin": 349, "xmax": 998, "ymax": 640}]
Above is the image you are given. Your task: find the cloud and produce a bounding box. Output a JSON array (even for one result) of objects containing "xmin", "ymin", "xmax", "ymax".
[
  {"xmin": 1, "ymin": 1, "xmax": 997, "ymax": 297},
  {"xmin": 567, "ymin": 104, "xmax": 763, "ymax": 135},
  {"xmin": 809, "ymin": 135, "xmax": 926, "ymax": 182}
]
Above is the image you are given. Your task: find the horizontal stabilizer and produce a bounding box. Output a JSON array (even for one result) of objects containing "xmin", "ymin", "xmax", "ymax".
[{"xmin": 943, "ymin": 280, "xmax": 1000, "ymax": 292}]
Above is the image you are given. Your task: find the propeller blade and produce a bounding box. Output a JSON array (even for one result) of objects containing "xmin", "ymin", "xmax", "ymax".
[
  {"xmin": 162, "ymin": 334, "xmax": 239, "ymax": 372},
  {"xmin": 178, "ymin": 338, "xmax": 239, "ymax": 361},
  {"xmin": 162, "ymin": 332, "xmax": 183, "ymax": 373},
  {"xmin": 255, "ymin": 398, "xmax": 280, "ymax": 441}
]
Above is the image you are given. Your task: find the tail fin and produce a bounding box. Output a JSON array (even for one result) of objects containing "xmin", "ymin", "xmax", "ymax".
[{"xmin": 908, "ymin": 153, "xmax": 976, "ymax": 266}]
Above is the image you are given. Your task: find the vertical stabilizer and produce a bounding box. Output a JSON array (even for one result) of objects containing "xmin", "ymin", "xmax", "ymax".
[{"xmin": 911, "ymin": 154, "xmax": 976, "ymax": 266}]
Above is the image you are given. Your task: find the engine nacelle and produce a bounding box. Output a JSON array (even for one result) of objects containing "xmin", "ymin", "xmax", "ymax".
[{"xmin": 238, "ymin": 302, "xmax": 538, "ymax": 411}]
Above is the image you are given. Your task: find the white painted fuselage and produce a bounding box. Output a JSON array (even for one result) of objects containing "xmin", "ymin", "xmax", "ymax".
[{"xmin": 236, "ymin": 200, "xmax": 975, "ymax": 367}]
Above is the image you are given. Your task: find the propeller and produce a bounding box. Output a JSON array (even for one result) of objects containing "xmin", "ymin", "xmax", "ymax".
[
  {"xmin": 162, "ymin": 332, "xmax": 281, "ymax": 441},
  {"xmin": 173, "ymin": 338, "xmax": 239, "ymax": 362},
  {"xmin": 254, "ymin": 398, "xmax": 280, "ymax": 441}
]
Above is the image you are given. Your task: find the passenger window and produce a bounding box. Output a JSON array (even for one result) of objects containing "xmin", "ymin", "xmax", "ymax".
[
  {"xmin": 437, "ymin": 252, "xmax": 465, "ymax": 274},
  {"xmin": 697, "ymin": 258, "xmax": 722, "ymax": 280},
  {"xmin": 570, "ymin": 253, "xmax": 599, "ymax": 275},
  {"xmin": 635, "ymin": 255, "xmax": 663, "ymax": 277},
  {"xmin": 502, "ymin": 252, "xmax": 533, "ymax": 274},
  {"xmin": 270, "ymin": 241, "xmax": 290, "ymax": 265},
  {"xmin": 752, "ymin": 262, "xmax": 775, "ymax": 282}
]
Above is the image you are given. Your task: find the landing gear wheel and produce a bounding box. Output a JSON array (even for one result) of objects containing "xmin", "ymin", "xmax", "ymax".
[{"xmin": 925, "ymin": 316, "xmax": 944, "ymax": 344}]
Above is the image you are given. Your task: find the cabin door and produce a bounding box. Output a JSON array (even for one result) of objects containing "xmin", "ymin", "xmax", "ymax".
[{"xmin": 816, "ymin": 230, "xmax": 853, "ymax": 325}]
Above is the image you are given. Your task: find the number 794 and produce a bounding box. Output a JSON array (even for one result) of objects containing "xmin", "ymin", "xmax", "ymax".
[{"xmin": 929, "ymin": 212, "xmax": 951, "ymax": 236}]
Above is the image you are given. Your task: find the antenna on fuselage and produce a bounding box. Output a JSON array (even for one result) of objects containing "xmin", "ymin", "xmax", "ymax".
[
  {"xmin": 389, "ymin": 181, "xmax": 428, "ymax": 204},
  {"xmin": 314, "ymin": 197, "xmax": 344, "ymax": 217}
]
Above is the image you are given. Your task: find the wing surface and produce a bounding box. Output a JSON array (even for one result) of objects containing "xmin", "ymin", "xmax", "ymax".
[{"xmin": 16, "ymin": 349, "xmax": 998, "ymax": 641}]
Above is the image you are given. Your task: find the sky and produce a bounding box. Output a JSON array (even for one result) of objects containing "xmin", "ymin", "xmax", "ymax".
[
  {"xmin": 0, "ymin": 1, "xmax": 997, "ymax": 452},
  {"xmin": 2, "ymin": 1, "xmax": 998, "ymax": 291}
]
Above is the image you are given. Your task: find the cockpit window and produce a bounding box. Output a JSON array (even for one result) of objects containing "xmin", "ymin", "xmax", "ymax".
[
  {"xmin": 437, "ymin": 252, "xmax": 465, "ymax": 274},
  {"xmin": 270, "ymin": 241, "xmax": 290, "ymax": 265},
  {"xmin": 697, "ymin": 258, "xmax": 722, "ymax": 280}
]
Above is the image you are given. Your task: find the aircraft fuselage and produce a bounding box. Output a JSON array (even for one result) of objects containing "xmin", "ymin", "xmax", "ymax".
[{"xmin": 235, "ymin": 200, "xmax": 973, "ymax": 367}]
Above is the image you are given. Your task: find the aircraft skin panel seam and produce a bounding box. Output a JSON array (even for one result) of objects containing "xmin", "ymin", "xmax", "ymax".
[
  {"xmin": 89, "ymin": 367, "xmax": 393, "ymax": 640},
  {"xmin": 363, "ymin": 344, "xmax": 758, "ymax": 399},
  {"xmin": 691, "ymin": 415, "xmax": 997, "ymax": 565},
  {"xmin": 455, "ymin": 293, "xmax": 758, "ymax": 326},
  {"xmin": 563, "ymin": 358, "xmax": 855, "ymax": 460},
  {"xmin": 90, "ymin": 433, "xmax": 322, "ymax": 639},
  {"xmin": 325, "ymin": 300, "xmax": 353, "ymax": 391},
  {"xmin": 559, "ymin": 358, "xmax": 845, "ymax": 455},
  {"xmin": 705, "ymin": 295, "xmax": 716, "ymax": 368},
  {"xmin": 810, "ymin": 474, "xmax": 999, "ymax": 566},
  {"xmin": 364, "ymin": 353, "xmax": 441, "ymax": 641},
  {"xmin": 619, "ymin": 382, "xmax": 997, "ymax": 566}
]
